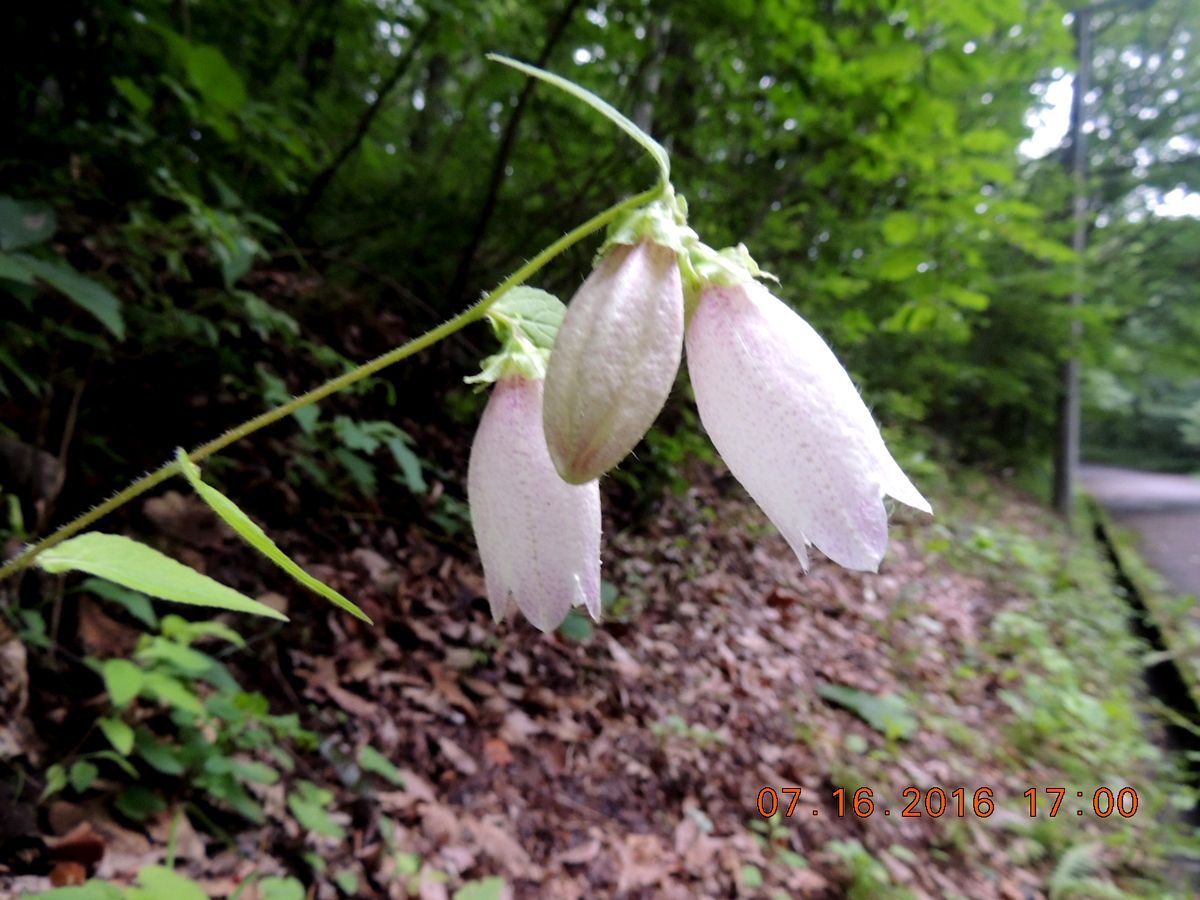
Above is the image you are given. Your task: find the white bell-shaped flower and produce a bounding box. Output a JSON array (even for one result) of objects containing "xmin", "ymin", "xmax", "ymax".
[
  {"xmin": 468, "ymin": 374, "xmax": 601, "ymax": 631},
  {"xmin": 686, "ymin": 280, "xmax": 931, "ymax": 571},
  {"xmin": 543, "ymin": 240, "xmax": 684, "ymax": 484}
]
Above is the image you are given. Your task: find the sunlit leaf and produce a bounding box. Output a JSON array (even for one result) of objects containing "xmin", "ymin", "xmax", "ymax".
[
  {"xmin": 38, "ymin": 532, "xmax": 286, "ymax": 620},
  {"xmin": 112, "ymin": 76, "xmax": 154, "ymax": 116},
  {"xmin": 131, "ymin": 865, "xmax": 207, "ymax": 900},
  {"xmin": 102, "ymin": 659, "xmax": 143, "ymax": 707},
  {"xmin": 98, "ymin": 717, "xmax": 135, "ymax": 755}
]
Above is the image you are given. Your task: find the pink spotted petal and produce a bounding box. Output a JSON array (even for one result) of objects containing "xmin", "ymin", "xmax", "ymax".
[
  {"xmin": 468, "ymin": 376, "xmax": 602, "ymax": 631},
  {"xmin": 543, "ymin": 240, "xmax": 684, "ymax": 483},
  {"xmin": 686, "ymin": 281, "xmax": 931, "ymax": 572}
]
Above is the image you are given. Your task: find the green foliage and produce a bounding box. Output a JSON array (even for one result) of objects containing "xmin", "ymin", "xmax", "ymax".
[
  {"xmin": 1048, "ymin": 844, "xmax": 1125, "ymax": 900},
  {"xmin": 287, "ymin": 780, "xmax": 345, "ymax": 839},
  {"xmin": 30, "ymin": 866, "xmax": 306, "ymax": 900},
  {"xmin": 817, "ymin": 684, "xmax": 918, "ymax": 741},
  {"xmin": 826, "ymin": 839, "xmax": 914, "ymax": 900},
  {"xmin": 37, "ymin": 533, "xmax": 287, "ymax": 620},
  {"xmin": 0, "ymin": 193, "xmax": 126, "ymax": 394},
  {"xmin": 929, "ymin": 484, "xmax": 1196, "ymax": 885},
  {"xmin": 453, "ymin": 876, "xmax": 508, "ymax": 900},
  {"xmin": 358, "ymin": 744, "xmax": 407, "ymax": 786},
  {"xmin": 40, "ymin": 604, "xmax": 317, "ymax": 826},
  {"xmin": 556, "ymin": 608, "xmax": 594, "ymax": 642},
  {"xmin": 467, "ymin": 286, "xmax": 567, "ymax": 383},
  {"xmin": 648, "ymin": 714, "xmax": 728, "ymax": 749}
]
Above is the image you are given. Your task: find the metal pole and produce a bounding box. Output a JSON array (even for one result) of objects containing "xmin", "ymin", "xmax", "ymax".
[{"xmin": 1054, "ymin": 8, "xmax": 1093, "ymax": 515}]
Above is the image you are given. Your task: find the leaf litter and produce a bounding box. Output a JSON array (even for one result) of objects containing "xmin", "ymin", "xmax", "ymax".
[{"xmin": 1, "ymin": 459, "xmax": 1180, "ymax": 898}]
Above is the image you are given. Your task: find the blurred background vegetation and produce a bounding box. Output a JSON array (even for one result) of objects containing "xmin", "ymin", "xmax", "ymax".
[{"xmin": 1, "ymin": 0, "xmax": 1197, "ymax": 531}]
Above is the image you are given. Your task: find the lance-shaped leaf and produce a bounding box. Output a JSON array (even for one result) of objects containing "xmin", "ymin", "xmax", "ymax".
[
  {"xmin": 487, "ymin": 54, "xmax": 670, "ymax": 185},
  {"xmin": 37, "ymin": 533, "xmax": 286, "ymax": 620},
  {"xmin": 175, "ymin": 449, "xmax": 371, "ymax": 623}
]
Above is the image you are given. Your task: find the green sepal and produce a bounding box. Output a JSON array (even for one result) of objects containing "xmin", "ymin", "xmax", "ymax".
[
  {"xmin": 601, "ymin": 192, "xmax": 694, "ymax": 257},
  {"xmin": 681, "ymin": 241, "xmax": 778, "ymax": 316},
  {"xmin": 466, "ymin": 286, "xmax": 566, "ymax": 386},
  {"xmin": 175, "ymin": 449, "xmax": 372, "ymax": 623}
]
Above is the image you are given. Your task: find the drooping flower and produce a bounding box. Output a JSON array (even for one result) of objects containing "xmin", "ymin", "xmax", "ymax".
[
  {"xmin": 685, "ymin": 279, "xmax": 931, "ymax": 571},
  {"xmin": 467, "ymin": 373, "xmax": 601, "ymax": 631},
  {"xmin": 542, "ymin": 239, "xmax": 684, "ymax": 484}
]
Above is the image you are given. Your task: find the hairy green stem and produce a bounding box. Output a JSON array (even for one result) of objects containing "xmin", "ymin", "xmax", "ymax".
[{"xmin": 0, "ymin": 185, "xmax": 662, "ymax": 583}]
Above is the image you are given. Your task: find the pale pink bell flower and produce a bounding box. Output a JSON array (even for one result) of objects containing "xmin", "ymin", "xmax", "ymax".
[
  {"xmin": 685, "ymin": 279, "xmax": 931, "ymax": 571},
  {"xmin": 468, "ymin": 374, "xmax": 601, "ymax": 631},
  {"xmin": 542, "ymin": 240, "xmax": 684, "ymax": 484}
]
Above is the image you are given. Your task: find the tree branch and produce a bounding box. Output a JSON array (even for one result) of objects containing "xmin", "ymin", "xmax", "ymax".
[
  {"xmin": 290, "ymin": 15, "xmax": 438, "ymax": 230},
  {"xmin": 447, "ymin": 0, "xmax": 585, "ymax": 303}
]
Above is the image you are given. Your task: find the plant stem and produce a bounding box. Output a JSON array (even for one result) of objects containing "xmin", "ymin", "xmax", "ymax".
[{"xmin": 0, "ymin": 185, "xmax": 662, "ymax": 582}]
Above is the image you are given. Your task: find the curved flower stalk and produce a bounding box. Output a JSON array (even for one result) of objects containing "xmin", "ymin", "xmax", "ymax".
[
  {"xmin": 685, "ymin": 279, "xmax": 931, "ymax": 571},
  {"xmin": 543, "ymin": 240, "xmax": 684, "ymax": 484}
]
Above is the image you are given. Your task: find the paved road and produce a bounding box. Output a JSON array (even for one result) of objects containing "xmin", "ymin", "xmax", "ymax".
[{"xmin": 1082, "ymin": 465, "xmax": 1200, "ymax": 598}]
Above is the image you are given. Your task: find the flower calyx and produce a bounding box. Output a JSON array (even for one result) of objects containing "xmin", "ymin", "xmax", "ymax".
[{"xmin": 465, "ymin": 286, "xmax": 567, "ymax": 386}]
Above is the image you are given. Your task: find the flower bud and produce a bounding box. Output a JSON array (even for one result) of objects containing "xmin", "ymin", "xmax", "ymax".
[
  {"xmin": 543, "ymin": 240, "xmax": 684, "ymax": 483},
  {"xmin": 468, "ymin": 374, "xmax": 601, "ymax": 631},
  {"xmin": 686, "ymin": 280, "xmax": 931, "ymax": 571}
]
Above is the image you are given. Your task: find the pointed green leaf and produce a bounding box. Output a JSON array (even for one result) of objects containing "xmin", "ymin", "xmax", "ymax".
[
  {"xmin": 69, "ymin": 760, "xmax": 99, "ymax": 793},
  {"xmin": 487, "ymin": 54, "xmax": 670, "ymax": 184},
  {"xmin": 358, "ymin": 745, "xmax": 406, "ymax": 786},
  {"xmin": 15, "ymin": 254, "xmax": 125, "ymax": 339},
  {"xmin": 112, "ymin": 76, "xmax": 154, "ymax": 116},
  {"xmin": 818, "ymin": 683, "xmax": 918, "ymax": 741},
  {"xmin": 38, "ymin": 532, "xmax": 287, "ymax": 620},
  {"xmin": 98, "ymin": 717, "xmax": 135, "ymax": 755},
  {"xmin": 134, "ymin": 729, "xmax": 187, "ymax": 775},
  {"xmin": 175, "ymin": 449, "xmax": 371, "ymax": 623},
  {"xmin": 90, "ymin": 750, "xmax": 138, "ymax": 778},
  {"xmin": 41, "ymin": 763, "xmax": 67, "ymax": 800},
  {"xmin": 102, "ymin": 658, "xmax": 144, "ymax": 707},
  {"xmin": 142, "ymin": 671, "xmax": 205, "ymax": 716},
  {"xmin": 183, "ymin": 44, "xmax": 248, "ymax": 112}
]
